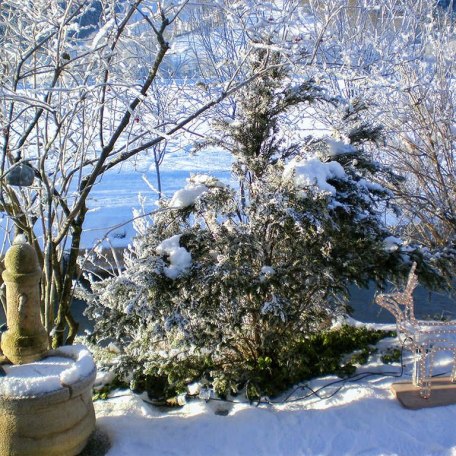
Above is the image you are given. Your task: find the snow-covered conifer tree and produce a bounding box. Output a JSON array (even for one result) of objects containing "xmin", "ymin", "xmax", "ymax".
[{"xmin": 86, "ymin": 50, "xmax": 441, "ymax": 398}]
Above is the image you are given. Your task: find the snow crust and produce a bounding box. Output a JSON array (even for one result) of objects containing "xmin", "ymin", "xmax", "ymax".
[
  {"xmin": 0, "ymin": 345, "xmax": 95, "ymax": 397},
  {"xmin": 58, "ymin": 345, "xmax": 96, "ymax": 385},
  {"xmin": 0, "ymin": 358, "xmax": 72, "ymax": 397},
  {"xmin": 91, "ymin": 18, "xmax": 115, "ymax": 49},
  {"xmin": 284, "ymin": 157, "xmax": 346, "ymax": 195},
  {"xmin": 156, "ymin": 234, "xmax": 192, "ymax": 279},
  {"xmin": 12, "ymin": 233, "xmax": 28, "ymax": 245}
]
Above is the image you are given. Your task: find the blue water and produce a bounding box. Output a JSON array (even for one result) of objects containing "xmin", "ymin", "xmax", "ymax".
[
  {"xmin": 1, "ymin": 159, "xmax": 455, "ymax": 329},
  {"xmin": 65, "ymin": 285, "xmax": 456, "ymax": 332},
  {"xmin": 349, "ymin": 284, "xmax": 456, "ymax": 323},
  {"xmin": 1, "ymin": 283, "xmax": 454, "ymax": 332}
]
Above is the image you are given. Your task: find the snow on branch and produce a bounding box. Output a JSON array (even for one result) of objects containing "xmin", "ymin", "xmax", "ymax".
[
  {"xmin": 0, "ymin": 91, "xmax": 56, "ymax": 112},
  {"xmin": 284, "ymin": 157, "xmax": 346, "ymax": 196},
  {"xmin": 156, "ymin": 234, "xmax": 192, "ymax": 279}
]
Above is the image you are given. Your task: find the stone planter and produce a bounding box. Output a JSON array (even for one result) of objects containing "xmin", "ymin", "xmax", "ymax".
[{"xmin": 0, "ymin": 346, "xmax": 96, "ymax": 456}]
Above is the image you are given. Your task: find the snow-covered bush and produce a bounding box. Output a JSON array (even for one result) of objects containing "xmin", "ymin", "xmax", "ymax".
[{"xmin": 86, "ymin": 54, "xmax": 441, "ymax": 399}]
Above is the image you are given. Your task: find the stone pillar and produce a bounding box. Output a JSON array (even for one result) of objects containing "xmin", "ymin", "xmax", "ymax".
[{"xmin": 1, "ymin": 236, "xmax": 48, "ymax": 364}]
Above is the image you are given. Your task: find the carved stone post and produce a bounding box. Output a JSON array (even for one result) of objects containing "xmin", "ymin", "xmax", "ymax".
[{"xmin": 1, "ymin": 236, "xmax": 48, "ymax": 364}]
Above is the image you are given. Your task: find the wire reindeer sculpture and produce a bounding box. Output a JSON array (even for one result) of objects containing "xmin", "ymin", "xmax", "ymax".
[{"xmin": 375, "ymin": 263, "xmax": 456, "ymax": 399}]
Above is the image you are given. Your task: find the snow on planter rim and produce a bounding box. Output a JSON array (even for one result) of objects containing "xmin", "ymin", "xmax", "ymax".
[{"xmin": 0, "ymin": 344, "xmax": 96, "ymax": 398}]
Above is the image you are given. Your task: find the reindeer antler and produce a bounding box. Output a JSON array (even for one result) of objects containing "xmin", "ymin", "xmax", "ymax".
[
  {"xmin": 375, "ymin": 262, "xmax": 419, "ymax": 322},
  {"xmin": 405, "ymin": 262, "xmax": 418, "ymax": 295}
]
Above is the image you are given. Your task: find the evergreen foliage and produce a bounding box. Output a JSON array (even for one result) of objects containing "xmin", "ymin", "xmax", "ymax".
[
  {"xmin": 85, "ymin": 324, "xmax": 393, "ymax": 400},
  {"xmin": 86, "ymin": 52, "xmax": 441, "ymax": 399}
]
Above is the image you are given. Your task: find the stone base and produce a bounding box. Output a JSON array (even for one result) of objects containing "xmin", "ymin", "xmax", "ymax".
[
  {"xmin": 391, "ymin": 377, "xmax": 456, "ymax": 410},
  {"xmin": 1, "ymin": 330, "xmax": 49, "ymax": 365}
]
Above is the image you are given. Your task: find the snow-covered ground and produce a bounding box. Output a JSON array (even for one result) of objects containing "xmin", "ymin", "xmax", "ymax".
[
  {"xmin": 94, "ymin": 327, "xmax": 456, "ymax": 456},
  {"xmin": 81, "ymin": 149, "xmax": 233, "ymax": 249},
  {"xmin": 96, "ymin": 385, "xmax": 456, "ymax": 456}
]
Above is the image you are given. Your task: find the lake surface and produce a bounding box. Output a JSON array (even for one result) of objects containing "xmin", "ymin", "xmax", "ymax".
[
  {"xmin": 2, "ymin": 283, "xmax": 454, "ymax": 335},
  {"xmin": 349, "ymin": 283, "xmax": 456, "ymax": 323},
  {"xmin": 1, "ymin": 150, "xmax": 454, "ymax": 330}
]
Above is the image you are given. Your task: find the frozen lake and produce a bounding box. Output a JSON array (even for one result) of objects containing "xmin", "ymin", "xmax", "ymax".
[
  {"xmin": 81, "ymin": 149, "xmax": 233, "ymax": 249},
  {"xmin": 1, "ymin": 148, "xmax": 455, "ymax": 329},
  {"xmin": 82, "ymin": 150, "xmax": 456, "ymax": 325},
  {"xmin": 45, "ymin": 283, "xmax": 456, "ymax": 335}
]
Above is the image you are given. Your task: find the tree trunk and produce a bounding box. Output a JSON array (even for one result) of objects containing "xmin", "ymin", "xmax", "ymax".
[{"xmin": 52, "ymin": 203, "xmax": 87, "ymax": 348}]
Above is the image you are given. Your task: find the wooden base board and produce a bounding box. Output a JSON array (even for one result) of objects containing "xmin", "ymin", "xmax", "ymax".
[{"xmin": 391, "ymin": 377, "xmax": 456, "ymax": 410}]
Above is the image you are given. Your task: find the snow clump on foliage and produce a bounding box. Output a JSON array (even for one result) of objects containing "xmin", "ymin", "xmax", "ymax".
[
  {"xmin": 325, "ymin": 138, "xmax": 357, "ymax": 156},
  {"xmin": 284, "ymin": 156, "xmax": 346, "ymax": 196},
  {"xmin": 383, "ymin": 236, "xmax": 404, "ymax": 253},
  {"xmin": 169, "ymin": 174, "xmax": 225, "ymax": 208},
  {"xmin": 156, "ymin": 235, "xmax": 192, "ymax": 279},
  {"xmin": 169, "ymin": 184, "xmax": 208, "ymax": 209}
]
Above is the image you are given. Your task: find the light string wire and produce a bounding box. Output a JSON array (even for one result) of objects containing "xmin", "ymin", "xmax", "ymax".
[
  {"xmin": 111, "ymin": 340, "xmax": 455, "ymax": 408},
  {"xmin": 138, "ymin": 341, "xmax": 410, "ymax": 408}
]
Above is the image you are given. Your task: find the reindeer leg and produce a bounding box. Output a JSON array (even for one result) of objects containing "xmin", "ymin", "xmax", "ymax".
[
  {"xmin": 419, "ymin": 346, "xmax": 433, "ymax": 399},
  {"xmin": 451, "ymin": 350, "xmax": 456, "ymax": 383},
  {"xmin": 412, "ymin": 346, "xmax": 421, "ymax": 387}
]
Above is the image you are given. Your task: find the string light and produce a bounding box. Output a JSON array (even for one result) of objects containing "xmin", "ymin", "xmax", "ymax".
[{"xmin": 375, "ymin": 262, "xmax": 456, "ymax": 399}]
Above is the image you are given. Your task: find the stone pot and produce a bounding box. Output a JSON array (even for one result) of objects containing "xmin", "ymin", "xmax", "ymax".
[{"xmin": 0, "ymin": 346, "xmax": 96, "ymax": 456}]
